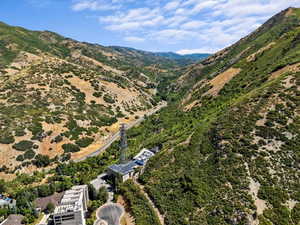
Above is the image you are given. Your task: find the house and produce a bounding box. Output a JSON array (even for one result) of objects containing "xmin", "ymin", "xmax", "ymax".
[
  {"xmin": 107, "ymin": 161, "xmax": 138, "ymax": 183},
  {"xmin": 52, "ymin": 185, "xmax": 89, "ymax": 225},
  {"xmin": 107, "ymin": 148, "xmax": 156, "ymax": 183},
  {"xmin": 0, "ymin": 195, "xmax": 16, "ymax": 209}
]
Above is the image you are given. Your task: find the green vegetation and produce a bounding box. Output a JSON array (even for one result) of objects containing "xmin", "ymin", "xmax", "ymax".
[
  {"xmin": 103, "ymin": 94, "xmax": 116, "ymax": 104},
  {"xmin": 75, "ymin": 137, "xmax": 94, "ymax": 148},
  {"xmin": 119, "ymin": 180, "xmax": 161, "ymax": 225},
  {"xmin": 0, "ymin": 7, "xmax": 300, "ymax": 225},
  {"xmin": 0, "ymin": 135, "xmax": 15, "ymax": 144},
  {"xmin": 86, "ymin": 186, "xmax": 108, "ymax": 225},
  {"xmin": 45, "ymin": 202, "xmax": 55, "ymax": 214},
  {"xmin": 13, "ymin": 140, "xmax": 34, "ymax": 151},
  {"xmin": 62, "ymin": 143, "xmax": 80, "ymax": 153}
]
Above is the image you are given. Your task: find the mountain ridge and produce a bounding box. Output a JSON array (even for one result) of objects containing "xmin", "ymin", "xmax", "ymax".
[
  {"xmin": 118, "ymin": 7, "xmax": 300, "ymax": 225},
  {"xmin": 0, "ymin": 7, "xmax": 299, "ymax": 225},
  {"xmin": 0, "ymin": 20, "xmax": 186, "ymax": 177}
]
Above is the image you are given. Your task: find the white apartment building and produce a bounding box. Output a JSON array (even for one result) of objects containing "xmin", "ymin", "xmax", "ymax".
[{"xmin": 52, "ymin": 185, "xmax": 89, "ymax": 225}]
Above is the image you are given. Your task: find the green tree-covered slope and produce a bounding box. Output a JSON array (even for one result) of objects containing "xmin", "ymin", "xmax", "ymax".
[{"xmin": 120, "ymin": 7, "xmax": 300, "ymax": 225}]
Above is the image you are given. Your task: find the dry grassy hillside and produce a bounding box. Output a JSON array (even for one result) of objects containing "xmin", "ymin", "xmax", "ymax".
[{"xmin": 0, "ymin": 22, "xmax": 171, "ymax": 177}]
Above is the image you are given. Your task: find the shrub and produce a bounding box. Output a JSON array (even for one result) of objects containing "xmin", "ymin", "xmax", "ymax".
[
  {"xmin": 103, "ymin": 94, "xmax": 115, "ymax": 104},
  {"xmin": 75, "ymin": 137, "xmax": 94, "ymax": 148},
  {"xmin": 16, "ymin": 155, "xmax": 24, "ymax": 161},
  {"xmin": 292, "ymin": 203, "xmax": 300, "ymax": 224},
  {"xmin": 0, "ymin": 135, "xmax": 15, "ymax": 144},
  {"xmin": 13, "ymin": 140, "xmax": 34, "ymax": 151},
  {"xmin": 33, "ymin": 154, "xmax": 51, "ymax": 168},
  {"xmin": 15, "ymin": 128, "xmax": 26, "ymax": 137},
  {"xmin": 93, "ymin": 92, "xmax": 102, "ymax": 98},
  {"xmin": 62, "ymin": 143, "xmax": 80, "ymax": 153},
  {"xmin": 53, "ymin": 135, "xmax": 63, "ymax": 143},
  {"xmin": 24, "ymin": 150, "xmax": 36, "ymax": 160},
  {"xmin": 45, "ymin": 202, "xmax": 55, "ymax": 213}
]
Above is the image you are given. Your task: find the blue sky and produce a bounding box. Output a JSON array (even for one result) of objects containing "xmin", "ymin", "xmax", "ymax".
[{"xmin": 1, "ymin": 0, "xmax": 300, "ymax": 54}]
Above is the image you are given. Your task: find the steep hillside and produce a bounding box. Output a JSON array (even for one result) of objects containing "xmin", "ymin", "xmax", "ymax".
[
  {"xmin": 0, "ymin": 22, "xmax": 181, "ymax": 176},
  {"xmin": 117, "ymin": 7, "xmax": 300, "ymax": 225}
]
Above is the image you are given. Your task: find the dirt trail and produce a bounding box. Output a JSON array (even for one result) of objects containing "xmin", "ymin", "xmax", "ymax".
[{"xmin": 134, "ymin": 180, "xmax": 165, "ymax": 225}]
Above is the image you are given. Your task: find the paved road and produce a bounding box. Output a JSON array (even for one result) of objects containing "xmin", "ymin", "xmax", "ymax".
[
  {"xmin": 75, "ymin": 101, "xmax": 167, "ymax": 162},
  {"xmin": 95, "ymin": 203, "xmax": 124, "ymax": 225}
]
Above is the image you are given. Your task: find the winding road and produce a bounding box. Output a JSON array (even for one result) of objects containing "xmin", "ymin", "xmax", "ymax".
[{"xmin": 75, "ymin": 101, "xmax": 167, "ymax": 162}]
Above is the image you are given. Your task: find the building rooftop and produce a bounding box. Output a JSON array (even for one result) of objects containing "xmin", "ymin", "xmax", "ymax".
[
  {"xmin": 54, "ymin": 203, "xmax": 82, "ymax": 214},
  {"xmin": 108, "ymin": 161, "xmax": 138, "ymax": 176},
  {"xmin": 133, "ymin": 148, "xmax": 154, "ymax": 162},
  {"xmin": 108, "ymin": 149, "xmax": 156, "ymax": 176},
  {"xmin": 0, "ymin": 194, "xmax": 15, "ymax": 206},
  {"xmin": 53, "ymin": 185, "xmax": 87, "ymax": 214}
]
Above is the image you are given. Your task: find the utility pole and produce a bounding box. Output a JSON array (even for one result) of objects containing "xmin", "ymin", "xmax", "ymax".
[{"xmin": 119, "ymin": 124, "xmax": 128, "ymax": 164}]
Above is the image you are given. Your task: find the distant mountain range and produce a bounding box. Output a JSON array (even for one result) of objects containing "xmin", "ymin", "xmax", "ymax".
[
  {"xmin": 108, "ymin": 46, "xmax": 211, "ymax": 66},
  {"xmin": 155, "ymin": 52, "xmax": 211, "ymax": 64}
]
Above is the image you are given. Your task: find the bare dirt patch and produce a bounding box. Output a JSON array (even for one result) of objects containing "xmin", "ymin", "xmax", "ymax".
[
  {"xmin": 269, "ymin": 62, "xmax": 300, "ymax": 80},
  {"xmin": 101, "ymin": 81, "xmax": 140, "ymax": 104},
  {"xmin": 249, "ymin": 178, "xmax": 267, "ymax": 224},
  {"xmin": 247, "ymin": 42, "xmax": 276, "ymax": 62},
  {"xmin": 68, "ymin": 76, "xmax": 106, "ymax": 105},
  {"xmin": 40, "ymin": 122, "xmax": 67, "ymax": 158},
  {"xmin": 205, "ymin": 68, "xmax": 241, "ymax": 96},
  {"xmin": 285, "ymin": 8, "xmax": 296, "ymax": 17},
  {"xmin": 117, "ymin": 196, "xmax": 136, "ymax": 225},
  {"xmin": 184, "ymin": 100, "xmax": 200, "ymax": 111}
]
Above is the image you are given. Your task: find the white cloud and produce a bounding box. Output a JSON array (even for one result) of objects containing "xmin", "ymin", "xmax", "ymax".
[
  {"xmin": 100, "ymin": 7, "xmax": 164, "ymax": 31},
  {"xmin": 72, "ymin": 0, "xmax": 118, "ymax": 11},
  {"xmin": 72, "ymin": 0, "xmax": 300, "ymax": 52},
  {"xmin": 176, "ymin": 48, "xmax": 215, "ymax": 54},
  {"xmin": 124, "ymin": 36, "xmax": 145, "ymax": 42},
  {"xmin": 164, "ymin": 15, "xmax": 188, "ymax": 27},
  {"xmin": 151, "ymin": 29, "xmax": 198, "ymax": 42},
  {"xmin": 190, "ymin": 0, "xmax": 219, "ymax": 15},
  {"xmin": 181, "ymin": 20, "xmax": 206, "ymax": 30},
  {"xmin": 164, "ymin": 1, "xmax": 181, "ymax": 11},
  {"xmin": 105, "ymin": 22, "xmax": 140, "ymax": 31}
]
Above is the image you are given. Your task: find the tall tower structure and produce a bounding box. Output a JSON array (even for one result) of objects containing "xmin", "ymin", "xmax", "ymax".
[{"xmin": 119, "ymin": 123, "xmax": 128, "ymax": 164}]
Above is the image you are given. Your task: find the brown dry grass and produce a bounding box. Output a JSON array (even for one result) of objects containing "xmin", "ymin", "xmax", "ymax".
[
  {"xmin": 285, "ymin": 8, "xmax": 296, "ymax": 17},
  {"xmin": 205, "ymin": 68, "xmax": 241, "ymax": 96},
  {"xmin": 40, "ymin": 122, "xmax": 67, "ymax": 158},
  {"xmin": 269, "ymin": 62, "xmax": 300, "ymax": 80},
  {"xmin": 183, "ymin": 100, "xmax": 200, "ymax": 111},
  {"xmin": 68, "ymin": 76, "xmax": 106, "ymax": 105},
  {"xmin": 101, "ymin": 81, "xmax": 140, "ymax": 104},
  {"xmin": 71, "ymin": 50, "xmax": 123, "ymax": 74},
  {"xmin": 247, "ymin": 42, "xmax": 276, "ymax": 62},
  {"xmin": 117, "ymin": 195, "xmax": 136, "ymax": 225}
]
